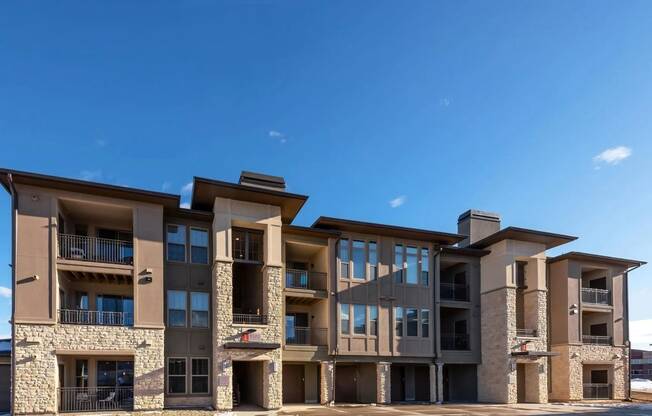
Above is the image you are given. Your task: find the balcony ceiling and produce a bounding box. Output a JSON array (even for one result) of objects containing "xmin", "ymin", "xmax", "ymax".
[
  {"xmin": 61, "ymin": 269, "xmax": 133, "ymax": 285},
  {"xmin": 59, "ymin": 199, "xmax": 132, "ymax": 229}
]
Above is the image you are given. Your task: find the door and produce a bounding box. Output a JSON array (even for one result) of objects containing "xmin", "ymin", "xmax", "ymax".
[
  {"xmin": 0, "ymin": 364, "xmax": 10, "ymax": 411},
  {"xmin": 391, "ymin": 365, "xmax": 405, "ymax": 402},
  {"xmin": 516, "ymin": 364, "xmax": 526, "ymax": 403},
  {"xmin": 414, "ymin": 366, "xmax": 430, "ymax": 401},
  {"xmin": 335, "ymin": 366, "xmax": 357, "ymax": 403},
  {"xmin": 591, "ymin": 369, "xmax": 608, "ymax": 384},
  {"xmin": 282, "ymin": 365, "xmax": 305, "ymax": 403}
]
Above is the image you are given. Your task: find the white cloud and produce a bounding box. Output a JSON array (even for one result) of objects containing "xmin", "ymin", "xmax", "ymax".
[
  {"xmin": 161, "ymin": 181, "xmax": 172, "ymax": 192},
  {"xmin": 180, "ymin": 182, "xmax": 193, "ymax": 195},
  {"xmin": 439, "ymin": 98, "xmax": 450, "ymax": 107},
  {"xmin": 389, "ymin": 195, "xmax": 406, "ymax": 208},
  {"xmin": 630, "ymin": 319, "xmax": 652, "ymax": 350},
  {"xmin": 269, "ymin": 130, "xmax": 287, "ymax": 144},
  {"xmin": 80, "ymin": 170, "xmax": 102, "ymax": 181},
  {"xmin": 180, "ymin": 202, "xmax": 190, "ymax": 209},
  {"xmin": 593, "ymin": 146, "xmax": 632, "ymax": 166},
  {"xmin": 95, "ymin": 139, "xmax": 107, "ymax": 147},
  {"xmin": 0, "ymin": 286, "xmax": 11, "ymax": 298}
]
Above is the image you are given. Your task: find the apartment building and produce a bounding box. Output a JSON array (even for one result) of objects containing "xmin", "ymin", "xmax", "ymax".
[
  {"xmin": 0, "ymin": 168, "xmax": 644, "ymax": 414},
  {"xmin": 631, "ymin": 349, "xmax": 652, "ymax": 381}
]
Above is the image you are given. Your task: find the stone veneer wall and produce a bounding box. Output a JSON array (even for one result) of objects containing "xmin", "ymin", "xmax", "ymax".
[
  {"xmin": 212, "ymin": 261, "xmax": 283, "ymax": 411},
  {"xmin": 551, "ymin": 344, "xmax": 629, "ymax": 401},
  {"xmin": 320, "ymin": 361, "xmax": 334, "ymax": 405},
  {"xmin": 13, "ymin": 323, "xmax": 164, "ymax": 415},
  {"xmin": 376, "ymin": 362, "xmax": 391, "ymax": 404}
]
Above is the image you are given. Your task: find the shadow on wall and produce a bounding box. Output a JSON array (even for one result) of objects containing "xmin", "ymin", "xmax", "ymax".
[{"xmin": 134, "ymin": 366, "xmax": 164, "ymax": 397}]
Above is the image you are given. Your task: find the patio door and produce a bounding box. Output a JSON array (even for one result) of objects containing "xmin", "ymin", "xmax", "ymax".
[{"xmin": 97, "ymin": 361, "xmax": 134, "ymax": 387}]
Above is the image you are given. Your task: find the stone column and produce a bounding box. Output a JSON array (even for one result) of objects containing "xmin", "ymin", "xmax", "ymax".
[
  {"xmin": 320, "ymin": 361, "xmax": 334, "ymax": 405},
  {"xmin": 263, "ymin": 356, "xmax": 282, "ymax": 409},
  {"xmin": 376, "ymin": 362, "xmax": 391, "ymax": 404},
  {"xmin": 436, "ymin": 362, "xmax": 444, "ymax": 404},
  {"xmin": 213, "ymin": 260, "xmax": 233, "ymax": 411},
  {"xmin": 262, "ymin": 265, "xmax": 283, "ymax": 409},
  {"xmin": 429, "ymin": 364, "xmax": 437, "ymax": 403}
]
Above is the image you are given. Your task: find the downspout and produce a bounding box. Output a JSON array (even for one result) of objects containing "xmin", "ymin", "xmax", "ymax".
[
  {"xmin": 7, "ymin": 174, "xmax": 17, "ymax": 415},
  {"xmin": 433, "ymin": 247, "xmax": 442, "ymax": 403},
  {"xmin": 623, "ymin": 263, "xmax": 642, "ymax": 401},
  {"xmin": 546, "ymin": 260, "xmax": 552, "ymax": 396}
]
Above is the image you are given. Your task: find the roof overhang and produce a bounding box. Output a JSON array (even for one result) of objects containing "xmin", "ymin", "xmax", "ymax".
[
  {"xmin": 283, "ymin": 224, "xmax": 341, "ymax": 239},
  {"xmin": 469, "ymin": 226, "xmax": 577, "ymax": 250},
  {"xmin": 191, "ymin": 177, "xmax": 308, "ymax": 224},
  {"xmin": 547, "ymin": 251, "xmax": 646, "ymax": 268},
  {"xmin": 440, "ymin": 246, "xmax": 491, "ymax": 257}
]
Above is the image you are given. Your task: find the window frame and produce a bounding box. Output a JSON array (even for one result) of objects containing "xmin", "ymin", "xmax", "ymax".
[
  {"xmin": 190, "ymin": 357, "xmax": 210, "ymax": 395},
  {"xmin": 338, "ymin": 238, "xmax": 350, "ymax": 279},
  {"xmin": 406, "ymin": 307, "xmax": 419, "ymax": 337},
  {"xmin": 167, "ymin": 357, "xmax": 187, "ymax": 395},
  {"xmin": 369, "ymin": 305, "xmax": 378, "ymax": 336},
  {"xmin": 166, "ymin": 224, "xmax": 187, "ymax": 263},
  {"xmin": 368, "ymin": 241, "xmax": 378, "ymax": 281},
  {"xmin": 232, "ymin": 227, "xmax": 264, "ymax": 263},
  {"xmin": 190, "ymin": 292, "xmax": 210, "ymax": 329},
  {"xmin": 394, "ymin": 244, "xmax": 404, "ymax": 283},
  {"xmin": 394, "ymin": 306, "xmax": 404, "ymax": 337},
  {"xmin": 167, "ymin": 290, "xmax": 187, "ymax": 328},
  {"xmin": 421, "ymin": 309, "xmax": 430, "ymax": 338},
  {"xmin": 420, "ymin": 248, "xmax": 429, "ymax": 286},
  {"xmin": 351, "ymin": 240, "xmax": 366, "ymax": 281},
  {"xmin": 190, "ymin": 227, "xmax": 210, "ymax": 265},
  {"xmin": 352, "ymin": 304, "xmax": 367, "ymax": 335},
  {"xmin": 340, "ymin": 303, "xmax": 350, "ymax": 335}
]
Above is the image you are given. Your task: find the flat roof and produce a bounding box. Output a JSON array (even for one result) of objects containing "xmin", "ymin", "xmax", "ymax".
[
  {"xmin": 191, "ymin": 176, "xmax": 308, "ymax": 224},
  {"xmin": 469, "ymin": 226, "xmax": 577, "ymax": 249},
  {"xmin": 547, "ymin": 251, "xmax": 646, "ymax": 268},
  {"xmin": 311, "ymin": 216, "xmax": 465, "ymax": 245}
]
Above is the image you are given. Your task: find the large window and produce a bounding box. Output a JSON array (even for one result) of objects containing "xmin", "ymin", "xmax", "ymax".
[
  {"xmin": 395, "ymin": 306, "xmax": 403, "ymax": 337},
  {"xmin": 369, "ymin": 305, "xmax": 378, "ymax": 336},
  {"xmin": 420, "ymin": 248, "xmax": 429, "ymax": 286},
  {"xmin": 191, "ymin": 292, "xmax": 209, "ymax": 328},
  {"xmin": 421, "ymin": 309, "xmax": 430, "ymax": 338},
  {"xmin": 353, "ymin": 304, "xmax": 366, "ymax": 335},
  {"xmin": 406, "ymin": 308, "xmax": 418, "ymax": 336},
  {"xmin": 76, "ymin": 359, "xmax": 88, "ymax": 387},
  {"xmin": 352, "ymin": 240, "xmax": 365, "ymax": 279},
  {"xmin": 190, "ymin": 228, "xmax": 209, "ymax": 264},
  {"xmin": 339, "ymin": 239, "xmax": 350, "ymax": 278},
  {"xmin": 232, "ymin": 228, "xmax": 263, "ymax": 262},
  {"xmin": 168, "ymin": 290, "xmax": 187, "ymax": 327},
  {"xmin": 167, "ymin": 224, "xmax": 186, "ymax": 262},
  {"xmin": 368, "ymin": 242, "xmax": 378, "ymax": 280},
  {"xmin": 97, "ymin": 360, "xmax": 133, "ymax": 387},
  {"xmin": 191, "ymin": 358, "xmax": 209, "ymax": 394},
  {"xmin": 168, "ymin": 358, "xmax": 186, "ymax": 394},
  {"xmin": 340, "ymin": 303, "xmax": 350, "ymax": 335},
  {"xmin": 394, "ymin": 245, "xmax": 404, "ymax": 283},
  {"xmin": 406, "ymin": 246, "xmax": 418, "ymax": 284}
]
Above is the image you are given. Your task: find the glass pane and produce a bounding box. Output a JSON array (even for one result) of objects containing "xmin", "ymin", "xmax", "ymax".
[
  {"xmin": 168, "ymin": 358, "xmax": 186, "ymax": 375},
  {"xmin": 191, "ymin": 292, "xmax": 209, "ymax": 311},
  {"xmin": 406, "ymin": 247, "xmax": 418, "ymax": 284},
  {"xmin": 339, "ymin": 239, "xmax": 349, "ymax": 262},
  {"xmin": 421, "ymin": 248, "xmax": 429, "ymax": 285},
  {"xmin": 395, "ymin": 307, "xmax": 403, "ymax": 336},
  {"xmin": 353, "ymin": 304, "xmax": 366, "ymax": 334},
  {"xmin": 394, "ymin": 245, "xmax": 403, "ymax": 283},
  {"xmin": 192, "ymin": 358, "xmax": 209, "ymax": 375},
  {"xmin": 190, "ymin": 228, "xmax": 208, "ymax": 247},
  {"xmin": 191, "ymin": 311, "xmax": 208, "ymax": 328},
  {"xmin": 167, "ymin": 225, "xmax": 186, "ymax": 261},
  {"xmin": 168, "ymin": 243, "xmax": 185, "ymax": 262},
  {"xmin": 340, "ymin": 303, "xmax": 350, "ymax": 335},
  {"xmin": 76, "ymin": 360, "xmax": 88, "ymax": 388},
  {"xmin": 168, "ymin": 291, "xmax": 186, "ymax": 309},
  {"xmin": 192, "ymin": 376, "xmax": 209, "ymax": 394},
  {"xmin": 233, "ymin": 229, "xmax": 246, "ymax": 260},
  {"xmin": 169, "ymin": 376, "xmax": 186, "ymax": 394},
  {"xmin": 169, "ymin": 310, "xmax": 186, "ymax": 327},
  {"xmin": 97, "ymin": 361, "xmax": 116, "ymax": 387},
  {"xmin": 352, "ymin": 240, "xmax": 365, "ymax": 279},
  {"xmin": 369, "ymin": 242, "xmax": 377, "ymax": 280},
  {"xmin": 191, "ymin": 246, "xmax": 208, "ymax": 264},
  {"xmin": 369, "ymin": 305, "xmax": 378, "ymax": 336},
  {"xmin": 407, "ymin": 308, "xmax": 418, "ymax": 336},
  {"xmin": 117, "ymin": 361, "xmax": 134, "ymax": 386},
  {"xmin": 421, "ymin": 309, "xmax": 430, "ymax": 338},
  {"xmin": 248, "ymin": 231, "xmax": 262, "ymax": 262}
]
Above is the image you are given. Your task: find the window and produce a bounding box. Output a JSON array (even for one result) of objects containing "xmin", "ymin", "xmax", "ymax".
[
  {"xmin": 168, "ymin": 290, "xmax": 187, "ymax": 327},
  {"xmin": 369, "ymin": 305, "xmax": 378, "ymax": 336},
  {"xmin": 191, "ymin": 292, "xmax": 209, "ymax": 328},
  {"xmin": 421, "ymin": 309, "xmax": 430, "ymax": 338},
  {"xmin": 406, "ymin": 246, "xmax": 418, "ymax": 284},
  {"xmin": 369, "ymin": 242, "xmax": 377, "ymax": 280},
  {"xmin": 394, "ymin": 245, "xmax": 404, "ymax": 283},
  {"xmin": 340, "ymin": 303, "xmax": 350, "ymax": 335},
  {"xmin": 339, "ymin": 239, "xmax": 350, "ymax": 278},
  {"xmin": 352, "ymin": 240, "xmax": 365, "ymax": 279},
  {"xmin": 191, "ymin": 358, "xmax": 209, "ymax": 394},
  {"xmin": 395, "ymin": 306, "xmax": 403, "ymax": 336},
  {"xmin": 353, "ymin": 304, "xmax": 366, "ymax": 335},
  {"xmin": 420, "ymin": 248, "xmax": 429, "ymax": 286},
  {"xmin": 167, "ymin": 224, "xmax": 186, "ymax": 262},
  {"xmin": 516, "ymin": 261, "xmax": 527, "ymax": 288},
  {"xmin": 76, "ymin": 359, "xmax": 88, "ymax": 387},
  {"xmin": 406, "ymin": 308, "xmax": 418, "ymax": 336},
  {"xmin": 190, "ymin": 228, "xmax": 209, "ymax": 264},
  {"xmin": 97, "ymin": 360, "xmax": 133, "ymax": 387},
  {"xmin": 232, "ymin": 228, "xmax": 263, "ymax": 262},
  {"xmin": 168, "ymin": 358, "xmax": 186, "ymax": 394}
]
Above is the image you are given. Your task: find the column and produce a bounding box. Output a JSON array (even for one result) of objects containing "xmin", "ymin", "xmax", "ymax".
[
  {"xmin": 320, "ymin": 361, "xmax": 334, "ymax": 405},
  {"xmin": 436, "ymin": 362, "xmax": 444, "ymax": 404},
  {"xmin": 429, "ymin": 364, "xmax": 437, "ymax": 403},
  {"xmin": 376, "ymin": 362, "xmax": 391, "ymax": 404}
]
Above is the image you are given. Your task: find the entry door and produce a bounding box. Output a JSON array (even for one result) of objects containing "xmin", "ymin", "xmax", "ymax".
[
  {"xmin": 282, "ymin": 365, "xmax": 305, "ymax": 403},
  {"xmin": 0, "ymin": 365, "xmax": 9, "ymax": 411},
  {"xmin": 591, "ymin": 370, "xmax": 608, "ymax": 384},
  {"xmin": 335, "ymin": 366, "xmax": 357, "ymax": 403},
  {"xmin": 391, "ymin": 365, "xmax": 405, "ymax": 402}
]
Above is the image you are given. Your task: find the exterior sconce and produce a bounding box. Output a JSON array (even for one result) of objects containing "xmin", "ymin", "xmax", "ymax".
[
  {"xmin": 270, "ymin": 361, "xmax": 279, "ymax": 373},
  {"xmin": 221, "ymin": 360, "xmax": 231, "ymax": 372},
  {"xmin": 569, "ymin": 304, "xmax": 579, "ymax": 315},
  {"xmin": 571, "ymin": 353, "xmax": 579, "ymax": 359},
  {"xmin": 614, "ymin": 353, "xmax": 622, "ymax": 359}
]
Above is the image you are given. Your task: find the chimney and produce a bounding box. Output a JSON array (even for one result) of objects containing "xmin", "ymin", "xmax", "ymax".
[
  {"xmin": 457, "ymin": 209, "xmax": 501, "ymax": 247},
  {"xmin": 238, "ymin": 171, "xmax": 286, "ymax": 192}
]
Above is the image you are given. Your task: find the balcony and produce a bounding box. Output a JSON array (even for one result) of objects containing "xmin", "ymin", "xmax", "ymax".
[
  {"xmin": 581, "ymin": 288, "xmax": 611, "ymax": 305},
  {"xmin": 582, "ymin": 335, "xmax": 612, "ymax": 345},
  {"xmin": 285, "ymin": 269, "xmax": 327, "ymax": 291},
  {"xmin": 440, "ymin": 282, "xmax": 469, "ymax": 302},
  {"xmin": 58, "ymin": 234, "xmax": 133, "ymax": 265},
  {"xmin": 58, "ymin": 386, "xmax": 133, "ymax": 412},
  {"xmin": 58, "ymin": 309, "xmax": 133, "ymax": 326},
  {"xmin": 516, "ymin": 328, "xmax": 538, "ymax": 338},
  {"xmin": 285, "ymin": 326, "xmax": 328, "ymax": 346},
  {"xmin": 583, "ymin": 383, "xmax": 611, "ymax": 400},
  {"xmin": 441, "ymin": 333, "xmax": 469, "ymax": 350},
  {"xmin": 233, "ymin": 313, "xmax": 268, "ymax": 325}
]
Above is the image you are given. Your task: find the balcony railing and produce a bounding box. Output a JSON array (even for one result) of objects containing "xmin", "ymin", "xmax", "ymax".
[
  {"xmin": 58, "ymin": 234, "xmax": 133, "ymax": 265},
  {"xmin": 285, "ymin": 326, "xmax": 328, "ymax": 346},
  {"xmin": 58, "ymin": 309, "xmax": 133, "ymax": 326},
  {"xmin": 285, "ymin": 269, "xmax": 327, "ymax": 291},
  {"xmin": 582, "ymin": 335, "xmax": 612, "ymax": 345},
  {"xmin": 440, "ymin": 283, "xmax": 470, "ymax": 302},
  {"xmin": 58, "ymin": 386, "xmax": 133, "ymax": 412},
  {"xmin": 516, "ymin": 328, "xmax": 538, "ymax": 338},
  {"xmin": 581, "ymin": 287, "xmax": 611, "ymax": 305},
  {"xmin": 441, "ymin": 333, "xmax": 470, "ymax": 350},
  {"xmin": 583, "ymin": 383, "xmax": 611, "ymax": 400},
  {"xmin": 233, "ymin": 313, "xmax": 268, "ymax": 325}
]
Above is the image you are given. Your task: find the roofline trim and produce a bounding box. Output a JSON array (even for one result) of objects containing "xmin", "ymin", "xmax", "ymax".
[{"xmin": 547, "ymin": 251, "xmax": 646, "ymax": 267}]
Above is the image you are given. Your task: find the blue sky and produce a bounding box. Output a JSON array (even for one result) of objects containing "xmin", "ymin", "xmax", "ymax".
[{"xmin": 1, "ymin": 1, "xmax": 651, "ymax": 348}]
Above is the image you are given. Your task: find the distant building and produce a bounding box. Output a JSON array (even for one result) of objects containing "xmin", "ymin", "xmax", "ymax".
[{"xmin": 631, "ymin": 349, "xmax": 652, "ymax": 380}]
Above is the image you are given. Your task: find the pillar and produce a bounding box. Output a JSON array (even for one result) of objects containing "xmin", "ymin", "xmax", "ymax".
[
  {"xmin": 320, "ymin": 361, "xmax": 334, "ymax": 405},
  {"xmin": 429, "ymin": 364, "xmax": 437, "ymax": 403},
  {"xmin": 436, "ymin": 362, "xmax": 444, "ymax": 404},
  {"xmin": 376, "ymin": 362, "xmax": 391, "ymax": 404}
]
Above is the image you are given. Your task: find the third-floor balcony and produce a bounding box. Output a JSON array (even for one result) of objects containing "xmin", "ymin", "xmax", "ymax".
[
  {"xmin": 440, "ymin": 282, "xmax": 470, "ymax": 302},
  {"xmin": 581, "ymin": 287, "xmax": 611, "ymax": 305},
  {"xmin": 285, "ymin": 269, "xmax": 327, "ymax": 291},
  {"xmin": 582, "ymin": 335, "xmax": 612, "ymax": 345},
  {"xmin": 441, "ymin": 333, "xmax": 470, "ymax": 350},
  {"xmin": 285, "ymin": 326, "xmax": 328, "ymax": 346},
  {"xmin": 58, "ymin": 234, "xmax": 133, "ymax": 265},
  {"xmin": 58, "ymin": 309, "xmax": 133, "ymax": 326}
]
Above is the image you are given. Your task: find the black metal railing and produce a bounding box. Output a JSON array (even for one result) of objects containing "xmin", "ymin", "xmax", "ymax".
[
  {"xmin": 285, "ymin": 269, "xmax": 327, "ymax": 290},
  {"xmin": 441, "ymin": 333, "xmax": 469, "ymax": 350},
  {"xmin": 516, "ymin": 328, "xmax": 538, "ymax": 338},
  {"xmin": 58, "ymin": 234, "xmax": 133, "ymax": 265},
  {"xmin": 583, "ymin": 383, "xmax": 611, "ymax": 400},
  {"xmin": 440, "ymin": 283, "xmax": 470, "ymax": 302},
  {"xmin": 285, "ymin": 326, "xmax": 328, "ymax": 346},
  {"xmin": 58, "ymin": 309, "xmax": 133, "ymax": 326},
  {"xmin": 582, "ymin": 335, "xmax": 612, "ymax": 345},
  {"xmin": 581, "ymin": 288, "xmax": 611, "ymax": 305},
  {"xmin": 233, "ymin": 313, "xmax": 268, "ymax": 325},
  {"xmin": 58, "ymin": 386, "xmax": 133, "ymax": 412}
]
